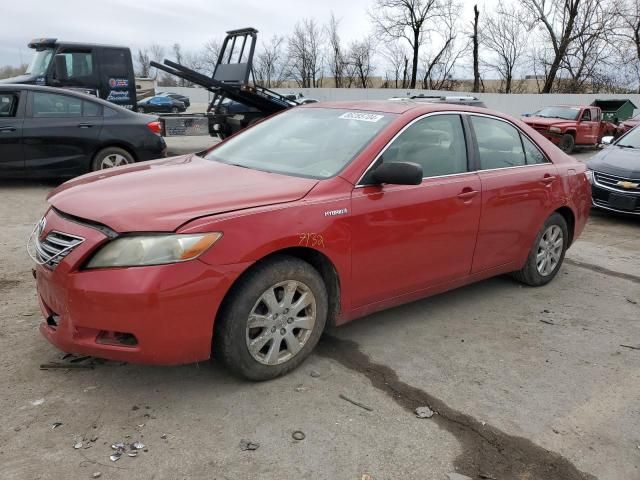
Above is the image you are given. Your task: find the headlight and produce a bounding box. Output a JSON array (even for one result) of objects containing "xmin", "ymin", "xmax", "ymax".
[
  {"xmin": 86, "ymin": 233, "xmax": 222, "ymax": 269},
  {"xmin": 549, "ymin": 126, "xmax": 562, "ymax": 133},
  {"xmin": 585, "ymin": 170, "xmax": 594, "ymax": 185}
]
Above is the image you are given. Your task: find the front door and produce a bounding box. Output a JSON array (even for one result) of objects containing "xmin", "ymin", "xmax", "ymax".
[
  {"xmin": 350, "ymin": 113, "xmax": 482, "ymax": 308},
  {"xmin": 467, "ymin": 114, "xmax": 564, "ymax": 273},
  {"xmin": 0, "ymin": 90, "xmax": 25, "ymax": 174}
]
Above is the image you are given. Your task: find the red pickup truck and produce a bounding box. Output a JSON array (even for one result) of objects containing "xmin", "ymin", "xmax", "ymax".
[{"xmin": 523, "ymin": 105, "xmax": 621, "ymax": 153}]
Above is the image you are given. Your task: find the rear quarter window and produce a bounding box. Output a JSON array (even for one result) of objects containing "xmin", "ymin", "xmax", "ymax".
[{"xmin": 0, "ymin": 93, "xmax": 18, "ymax": 117}]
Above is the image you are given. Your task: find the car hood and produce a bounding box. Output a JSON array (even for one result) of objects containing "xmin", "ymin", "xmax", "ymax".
[
  {"xmin": 587, "ymin": 146, "xmax": 640, "ymax": 179},
  {"xmin": 48, "ymin": 155, "xmax": 319, "ymax": 232},
  {"xmin": 522, "ymin": 117, "xmax": 575, "ymax": 128}
]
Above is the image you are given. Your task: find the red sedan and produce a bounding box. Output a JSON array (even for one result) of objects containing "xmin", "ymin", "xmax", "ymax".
[{"xmin": 29, "ymin": 101, "xmax": 591, "ymax": 380}]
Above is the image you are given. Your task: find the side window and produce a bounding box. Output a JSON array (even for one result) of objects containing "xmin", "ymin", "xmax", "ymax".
[
  {"xmin": 471, "ymin": 116, "xmax": 526, "ymax": 169},
  {"xmin": 60, "ymin": 50, "xmax": 94, "ymax": 79},
  {"xmin": 521, "ymin": 134, "xmax": 548, "ymax": 165},
  {"xmin": 101, "ymin": 49, "xmax": 129, "ymax": 77},
  {"xmin": 33, "ymin": 92, "xmax": 82, "ymax": 118},
  {"xmin": 0, "ymin": 93, "xmax": 18, "ymax": 117},
  {"xmin": 82, "ymin": 100, "xmax": 102, "ymax": 117},
  {"xmin": 591, "ymin": 108, "xmax": 600, "ymax": 122},
  {"xmin": 581, "ymin": 109, "xmax": 591, "ymax": 121},
  {"xmin": 382, "ymin": 114, "xmax": 468, "ymax": 178}
]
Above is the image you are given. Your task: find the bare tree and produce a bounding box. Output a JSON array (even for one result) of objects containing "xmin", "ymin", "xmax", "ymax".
[
  {"xmin": 472, "ymin": 5, "xmax": 481, "ymax": 92},
  {"xmin": 370, "ymin": 0, "xmax": 444, "ymax": 88},
  {"xmin": 481, "ymin": 5, "xmax": 528, "ymax": 93},
  {"xmin": 148, "ymin": 44, "xmax": 165, "ymax": 80},
  {"xmin": 347, "ymin": 37, "xmax": 377, "ymax": 88},
  {"xmin": 383, "ymin": 41, "xmax": 410, "ymax": 88},
  {"xmin": 521, "ymin": 0, "xmax": 615, "ymax": 93},
  {"xmin": 287, "ymin": 19, "xmax": 324, "ymax": 88},
  {"xmin": 136, "ymin": 49, "xmax": 151, "ymax": 77},
  {"xmin": 419, "ymin": 0, "xmax": 468, "ymax": 90},
  {"xmin": 614, "ymin": 0, "xmax": 640, "ymax": 92},
  {"xmin": 202, "ymin": 39, "xmax": 222, "ymax": 75},
  {"xmin": 326, "ymin": 13, "xmax": 346, "ymax": 87},
  {"xmin": 254, "ymin": 35, "xmax": 287, "ymax": 87}
]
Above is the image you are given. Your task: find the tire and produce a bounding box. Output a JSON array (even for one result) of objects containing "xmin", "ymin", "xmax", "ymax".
[
  {"xmin": 91, "ymin": 147, "xmax": 135, "ymax": 171},
  {"xmin": 137, "ymin": 107, "xmax": 145, "ymax": 113},
  {"xmin": 214, "ymin": 255, "xmax": 328, "ymax": 381},
  {"xmin": 558, "ymin": 133, "xmax": 575, "ymax": 153},
  {"xmin": 513, "ymin": 213, "xmax": 569, "ymax": 287},
  {"xmin": 171, "ymin": 107, "xmax": 180, "ymax": 113}
]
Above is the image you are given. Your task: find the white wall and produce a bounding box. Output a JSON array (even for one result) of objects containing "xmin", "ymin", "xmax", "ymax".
[{"xmin": 159, "ymin": 86, "xmax": 640, "ymax": 117}]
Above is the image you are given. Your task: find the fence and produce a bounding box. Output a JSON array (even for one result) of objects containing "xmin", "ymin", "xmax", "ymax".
[{"xmin": 161, "ymin": 86, "xmax": 640, "ymax": 117}]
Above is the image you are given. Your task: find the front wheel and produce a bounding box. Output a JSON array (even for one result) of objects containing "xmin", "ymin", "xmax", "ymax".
[
  {"xmin": 171, "ymin": 107, "xmax": 180, "ymax": 113},
  {"xmin": 214, "ymin": 255, "xmax": 328, "ymax": 381},
  {"xmin": 513, "ymin": 213, "xmax": 568, "ymax": 286},
  {"xmin": 558, "ymin": 133, "xmax": 575, "ymax": 153},
  {"xmin": 137, "ymin": 107, "xmax": 145, "ymax": 113}
]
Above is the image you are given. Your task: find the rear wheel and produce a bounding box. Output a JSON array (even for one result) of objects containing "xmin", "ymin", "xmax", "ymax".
[
  {"xmin": 171, "ymin": 107, "xmax": 180, "ymax": 113},
  {"xmin": 513, "ymin": 213, "xmax": 568, "ymax": 286},
  {"xmin": 558, "ymin": 133, "xmax": 575, "ymax": 153},
  {"xmin": 91, "ymin": 147, "xmax": 134, "ymax": 171},
  {"xmin": 137, "ymin": 106, "xmax": 145, "ymax": 113},
  {"xmin": 214, "ymin": 255, "xmax": 328, "ymax": 381}
]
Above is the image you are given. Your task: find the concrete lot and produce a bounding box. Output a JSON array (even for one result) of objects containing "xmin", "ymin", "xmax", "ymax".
[{"xmin": 0, "ymin": 143, "xmax": 638, "ymax": 480}]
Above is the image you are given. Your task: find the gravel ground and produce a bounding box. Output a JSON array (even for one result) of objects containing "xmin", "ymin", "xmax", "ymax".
[{"xmin": 0, "ymin": 146, "xmax": 638, "ymax": 480}]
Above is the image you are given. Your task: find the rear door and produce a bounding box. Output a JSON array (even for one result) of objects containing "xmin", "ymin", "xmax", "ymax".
[
  {"xmin": 468, "ymin": 114, "xmax": 564, "ymax": 273},
  {"xmin": 350, "ymin": 113, "xmax": 482, "ymax": 307},
  {"xmin": 23, "ymin": 90, "xmax": 103, "ymax": 175},
  {"xmin": 0, "ymin": 90, "xmax": 25, "ymax": 174}
]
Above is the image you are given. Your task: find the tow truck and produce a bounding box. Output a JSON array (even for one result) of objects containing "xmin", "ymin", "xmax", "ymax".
[
  {"xmin": 0, "ymin": 38, "xmax": 139, "ymax": 109},
  {"xmin": 151, "ymin": 27, "xmax": 299, "ymax": 139}
]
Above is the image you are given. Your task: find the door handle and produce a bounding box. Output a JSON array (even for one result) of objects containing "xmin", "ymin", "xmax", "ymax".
[
  {"xmin": 0, "ymin": 126, "xmax": 16, "ymax": 132},
  {"xmin": 457, "ymin": 189, "xmax": 479, "ymax": 201},
  {"xmin": 77, "ymin": 123, "xmax": 93, "ymax": 129},
  {"xmin": 541, "ymin": 174, "xmax": 557, "ymax": 185}
]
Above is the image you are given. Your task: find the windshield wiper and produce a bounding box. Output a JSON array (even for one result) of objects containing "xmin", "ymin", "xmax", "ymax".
[{"xmin": 616, "ymin": 144, "xmax": 636, "ymax": 149}]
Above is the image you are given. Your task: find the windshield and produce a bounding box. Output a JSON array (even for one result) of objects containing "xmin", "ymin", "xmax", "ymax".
[
  {"xmin": 204, "ymin": 108, "xmax": 396, "ymax": 179},
  {"xmin": 25, "ymin": 48, "xmax": 54, "ymax": 76},
  {"xmin": 534, "ymin": 106, "xmax": 580, "ymax": 120},
  {"xmin": 616, "ymin": 128, "xmax": 640, "ymax": 149}
]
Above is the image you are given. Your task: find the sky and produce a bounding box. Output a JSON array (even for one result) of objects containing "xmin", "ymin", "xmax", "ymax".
[{"xmin": 1, "ymin": 0, "xmax": 377, "ymax": 67}]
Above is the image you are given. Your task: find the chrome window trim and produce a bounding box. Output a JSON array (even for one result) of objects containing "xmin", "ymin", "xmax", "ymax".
[{"xmin": 355, "ymin": 111, "xmax": 551, "ymax": 187}]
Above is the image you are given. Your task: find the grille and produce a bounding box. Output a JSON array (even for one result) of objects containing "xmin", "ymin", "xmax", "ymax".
[
  {"xmin": 594, "ymin": 171, "xmax": 640, "ymax": 193},
  {"xmin": 592, "ymin": 184, "xmax": 640, "ymax": 213},
  {"xmin": 28, "ymin": 225, "xmax": 84, "ymax": 269}
]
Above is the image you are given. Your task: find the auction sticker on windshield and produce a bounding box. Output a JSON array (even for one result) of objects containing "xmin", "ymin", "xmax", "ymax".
[{"xmin": 339, "ymin": 112, "xmax": 385, "ymax": 122}]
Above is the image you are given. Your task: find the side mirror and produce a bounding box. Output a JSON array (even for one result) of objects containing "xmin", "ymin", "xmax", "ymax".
[
  {"xmin": 53, "ymin": 54, "xmax": 69, "ymax": 81},
  {"xmin": 372, "ymin": 162, "xmax": 423, "ymax": 185},
  {"xmin": 601, "ymin": 136, "xmax": 614, "ymax": 145}
]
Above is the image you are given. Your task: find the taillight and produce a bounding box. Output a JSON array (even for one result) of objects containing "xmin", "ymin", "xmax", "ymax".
[{"xmin": 146, "ymin": 121, "xmax": 162, "ymax": 136}]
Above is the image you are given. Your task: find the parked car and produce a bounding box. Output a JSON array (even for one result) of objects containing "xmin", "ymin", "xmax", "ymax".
[
  {"xmin": 137, "ymin": 95, "xmax": 186, "ymax": 114},
  {"xmin": 522, "ymin": 105, "xmax": 621, "ymax": 153},
  {"xmin": 30, "ymin": 101, "xmax": 590, "ymax": 380},
  {"xmin": 586, "ymin": 131, "xmax": 640, "ymax": 215},
  {"xmin": 0, "ymin": 84, "xmax": 166, "ymax": 177},
  {"xmin": 157, "ymin": 91, "xmax": 191, "ymax": 108}
]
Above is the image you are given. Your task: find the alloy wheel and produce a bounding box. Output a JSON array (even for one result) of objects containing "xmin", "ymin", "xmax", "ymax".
[
  {"xmin": 536, "ymin": 225, "xmax": 563, "ymax": 276},
  {"xmin": 100, "ymin": 153, "xmax": 130, "ymax": 169},
  {"xmin": 245, "ymin": 280, "xmax": 316, "ymax": 365}
]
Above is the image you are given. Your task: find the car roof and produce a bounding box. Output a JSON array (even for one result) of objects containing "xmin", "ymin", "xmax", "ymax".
[
  {"xmin": 0, "ymin": 84, "xmax": 135, "ymax": 114},
  {"xmin": 300, "ymin": 99, "xmax": 492, "ymax": 116}
]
